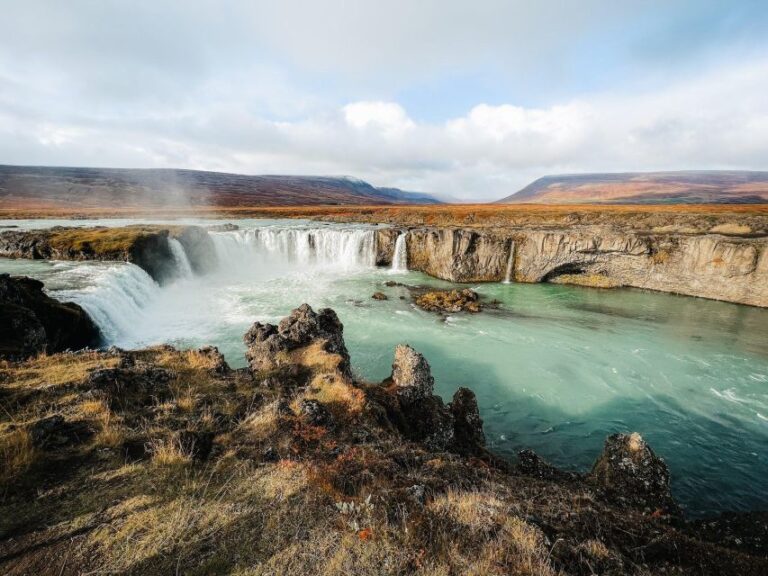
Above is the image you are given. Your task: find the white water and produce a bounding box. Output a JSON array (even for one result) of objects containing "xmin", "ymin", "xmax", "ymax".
[
  {"xmin": 391, "ymin": 232, "xmax": 408, "ymax": 272},
  {"xmin": 52, "ymin": 262, "xmax": 161, "ymax": 344},
  {"xmin": 169, "ymin": 238, "xmax": 194, "ymax": 279},
  {"xmin": 502, "ymin": 244, "xmax": 514, "ymax": 284},
  {"xmin": 211, "ymin": 227, "xmax": 376, "ymax": 277}
]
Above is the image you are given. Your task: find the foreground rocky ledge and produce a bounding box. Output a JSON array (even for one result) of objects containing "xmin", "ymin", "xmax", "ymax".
[{"xmin": 1, "ymin": 303, "xmax": 766, "ymax": 575}]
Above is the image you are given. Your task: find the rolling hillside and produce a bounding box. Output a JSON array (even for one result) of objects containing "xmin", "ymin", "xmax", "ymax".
[
  {"xmin": 497, "ymin": 171, "xmax": 768, "ymax": 204},
  {"xmin": 0, "ymin": 165, "xmax": 440, "ymax": 208}
]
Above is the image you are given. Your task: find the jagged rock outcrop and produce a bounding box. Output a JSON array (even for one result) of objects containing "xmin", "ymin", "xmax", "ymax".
[
  {"xmin": 388, "ymin": 344, "xmax": 486, "ymax": 454},
  {"xmin": 243, "ymin": 303, "xmax": 351, "ymax": 376},
  {"xmin": 391, "ymin": 344, "xmax": 435, "ymax": 405},
  {"xmin": 0, "ymin": 274, "xmax": 100, "ymax": 359},
  {"xmin": 590, "ymin": 432, "xmax": 678, "ymax": 514},
  {"xmin": 449, "ymin": 387, "xmax": 485, "ymax": 455},
  {"xmin": 375, "ymin": 226, "xmax": 768, "ymax": 307}
]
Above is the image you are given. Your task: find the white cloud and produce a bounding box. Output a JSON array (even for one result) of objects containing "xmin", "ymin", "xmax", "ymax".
[
  {"xmin": 343, "ymin": 102, "xmax": 415, "ymax": 137},
  {"xmin": 0, "ymin": 1, "xmax": 767, "ymax": 201}
]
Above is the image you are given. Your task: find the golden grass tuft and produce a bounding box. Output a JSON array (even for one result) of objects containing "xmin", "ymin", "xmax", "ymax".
[
  {"xmin": 0, "ymin": 352, "xmax": 120, "ymax": 391},
  {"xmin": 86, "ymin": 400, "xmax": 124, "ymax": 448},
  {"xmin": 0, "ymin": 427, "xmax": 37, "ymax": 483},
  {"xmin": 289, "ymin": 340, "xmax": 346, "ymax": 374},
  {"xmin": 147, "ymin": 436, "xmax": 194, "ymax": 467}
]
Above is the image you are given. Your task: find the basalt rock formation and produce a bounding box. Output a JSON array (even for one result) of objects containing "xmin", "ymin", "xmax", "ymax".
[
  {"xmin": 376, "ymin": 226, "xmax": 768, "ymax": 307},
  {"xmin": 2, "ymin": 302, "xmax": 767, "ymax": 574},
  {"xmin": 0, "ymin": 225, "xmax": 216, "ymax": 283},
  {"xmin": 0, "ymin": 274, "xmax": 100, "ymax": 359}
]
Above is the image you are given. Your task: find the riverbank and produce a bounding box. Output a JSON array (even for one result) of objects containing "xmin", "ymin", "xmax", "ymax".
[{"xmin": 2, "ymin": 301, "xmax": 766, "ymax": 575}]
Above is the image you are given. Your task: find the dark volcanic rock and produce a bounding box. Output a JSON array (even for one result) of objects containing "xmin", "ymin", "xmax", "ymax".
[
  {"xmin": 28, "ymin": 415, "xmax": 93, "ymax": 448},
  {"xmin": 244, "ymin": 303, "xmax": 350, "ymax": 376},
  {"xmin": 590, "ymin": 432, "xmax": 678, "ymax": 514},
  {"xmin": 449, "ymin": 387, "xmax": 485, "ymax": 455},
  {"xmin": 87, "ymin": 364, "xmax": 174, "ymax": 409},
  {"xmin": 196, "ymin": 345, "xmax": 230, "ymax": 374},
  {"xmin": 517, "ymin": 449, "xmax": 574, "ymax": 480},
  {"xmin": 388, "ymin": 344, "xmax": 455, "ymax": 450},
  {"xmin": 0, "ymin": 274, "xmax": 100, "ymax": 359},
  {"xmin": 391, "ymin": 344, "xmax": 435, "ymax": 404},
  {"xmin": 300, "ymin": 399, "xmax": 332, "ymax": 427},
  {"xmin": 371, "ymin": 291, "xmax": 388, "ymax": 300}
]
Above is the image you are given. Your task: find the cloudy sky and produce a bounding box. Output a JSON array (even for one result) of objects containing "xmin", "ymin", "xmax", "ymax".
[{"xmin": 1, "ymin": 1, "xmax": 767, "ymax": 200}]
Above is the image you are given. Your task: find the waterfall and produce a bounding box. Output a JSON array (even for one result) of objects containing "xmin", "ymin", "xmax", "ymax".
[
  {"xmin": 209, "ymin": 227, "xmax": 377, "ymax": 273},
  {"xmin": 502, "ymin": 242, "xmax": 514, "ymax": 284},
  {"xmin": 391, "ymin": 232, "xmax": 408, "ymax": 272},
  {"xmin": 54, "ymin": 263, "xmax": 160, "ymax": 343},
  {"xmin": 168, "ymin": 238, "xmax": 193, "ymax": 279}
]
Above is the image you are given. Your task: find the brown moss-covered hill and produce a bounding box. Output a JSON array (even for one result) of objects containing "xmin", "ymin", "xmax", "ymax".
[
  {"xmin": 1, "ymin": 304, "xmax": 766, "ymax": 575},
  {"xmin": 2, "ymin": 204, "xmax": 768, "ymax": 238}
]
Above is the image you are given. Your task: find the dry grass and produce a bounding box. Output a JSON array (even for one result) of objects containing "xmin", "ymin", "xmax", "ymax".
[
  {"xmin": 47, "ymin": 226, "xmax": 165, "ymax": 255},
  {"xmin": 85, "ymin": 400, "xmax": 124, "ymax": 448},
  {"xmin": 0, "ymin": 352, "xmax": 119, "ymax": 392},
  {"xmin": 0, "ymin": 427, "xmax": 36, "ymax": 483},
  {"xmin": 147, "ymin": 436, "xmax": 194, "ymax": 467}
]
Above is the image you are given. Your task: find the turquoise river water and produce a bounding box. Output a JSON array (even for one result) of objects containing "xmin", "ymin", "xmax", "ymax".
[{"xmin": 1, "ymin": 218, "xmax": 767, "ymax": 516}]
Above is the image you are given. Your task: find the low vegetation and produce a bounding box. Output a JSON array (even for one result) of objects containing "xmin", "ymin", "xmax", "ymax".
[
  {"xmin": 1, "ymin": 309, "xmax": 766, "ymax": 575},
  {"xmin": 2, "ymin": 203, "xmax": 767, "ymax": 237}
]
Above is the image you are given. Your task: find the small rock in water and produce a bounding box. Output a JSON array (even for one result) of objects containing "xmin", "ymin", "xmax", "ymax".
[
  {"xmin": 590, "ymin": 432, "xmax": 679, "ymax": 515},
  {"xmin": 414, "ymin": 288, "xmax": 482, "ymax": 313},
  {"xmin": 372, "ymin": 292, "xmax": 388, "ymax": 300}
]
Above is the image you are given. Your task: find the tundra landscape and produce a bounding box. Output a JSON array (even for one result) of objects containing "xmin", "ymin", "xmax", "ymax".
[{"xmin": 2, "ymin": 2, "xmax": 768, "ymax": 575}]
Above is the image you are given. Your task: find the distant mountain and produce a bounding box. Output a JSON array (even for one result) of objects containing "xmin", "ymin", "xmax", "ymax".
[
  {"xmin": 497, "ymin": 171, "xmax": 768, "ymax": 204},
  {"xmin": 0, "ymin": 165, "xmax": 441, "ymax": 208}
]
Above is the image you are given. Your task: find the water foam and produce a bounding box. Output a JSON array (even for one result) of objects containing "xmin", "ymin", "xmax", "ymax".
[
  {"xmin": 168, "ymin": 238, "xmax": 194, "ymax": 279},
  {"xmin": 55, "ymin": 263, "xmax": 160, "ymax": 343},
  {"xmin": 210, "ymin": 227, "xmax": 377, "ymax": 275},
  {"xmin": 391, "ymin": 232, "xmax": 408, "ymax": 272}
]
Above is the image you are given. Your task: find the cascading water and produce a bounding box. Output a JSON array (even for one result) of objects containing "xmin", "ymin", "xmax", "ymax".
[
  {"xmin": 168, "ymin": 238, "xmax": 194, "ymax": 279},
  {"xmin": 502, "ymin": 244, "xmax": 514, "ymax": 284},
  {"xmin": 54, "ymin": 263, "xmax": 161, "ymax": 344},
  {"xmin": 391, "ymin": 232, "xmax": 408, "ymax": 272},
  {"xmin": 210, "ymin": 227, "xmax": 377, "ymax": 274}
]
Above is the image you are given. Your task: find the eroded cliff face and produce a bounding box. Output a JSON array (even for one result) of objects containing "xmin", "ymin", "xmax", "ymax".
[
  {"xmin": 376, "ymin": 226, "xmax": 768, "ymax": 307},
  {"xmin": 0, "ymin": 225, "xmax": 216, "ymax": 283}
]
